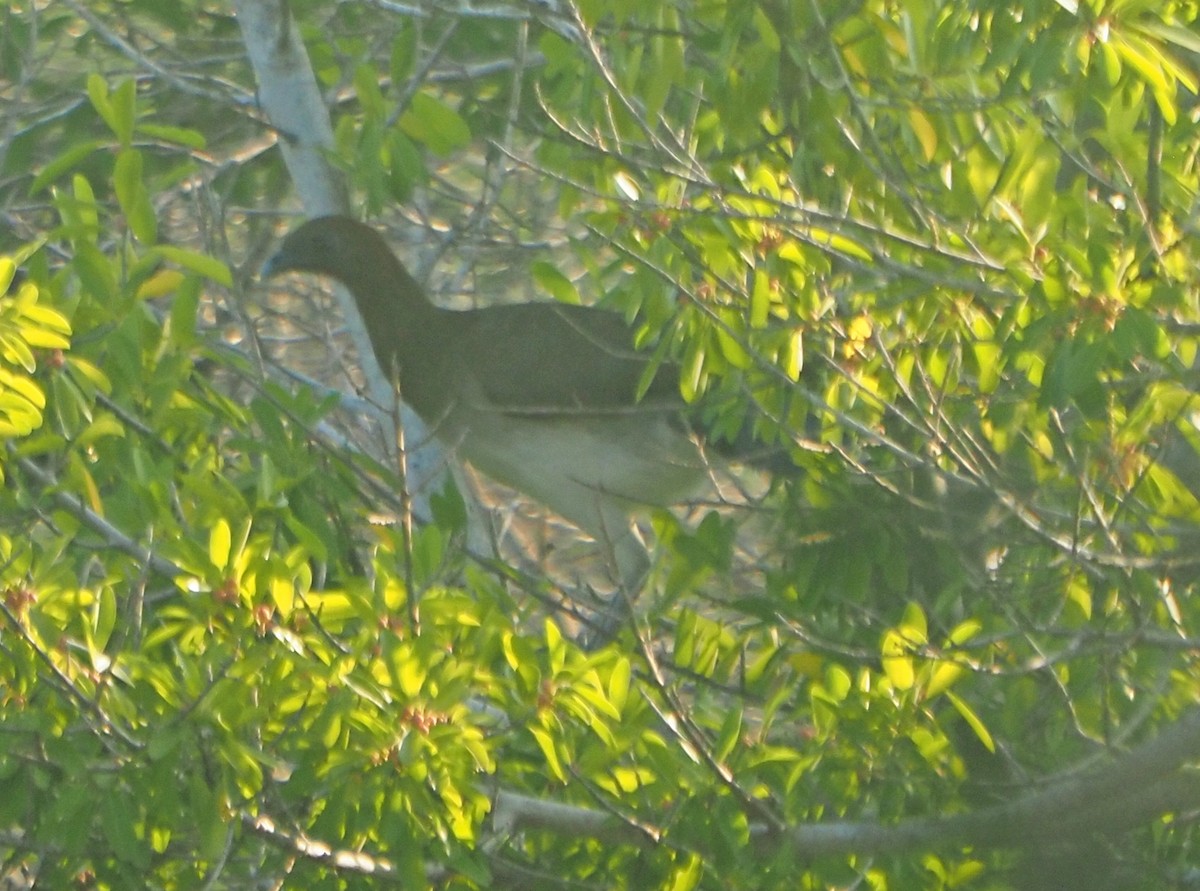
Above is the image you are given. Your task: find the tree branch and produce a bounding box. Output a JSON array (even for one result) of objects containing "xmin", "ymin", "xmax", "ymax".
[{"xmin": 488, "ymin": 708, "xmax": 1200, "ymax": 858}]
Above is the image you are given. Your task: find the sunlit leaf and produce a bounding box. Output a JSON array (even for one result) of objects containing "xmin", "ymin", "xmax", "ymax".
[
  {"xmin": 209, "ymin": 517, "xmax": 232, "ymax": 571},
  {"xmin": 946, "ymin": 691, "xmax": 995, "ymax": 753},
  {"xmin": 530, "ymin": 726, "xmax": 567, "ymax": 783}
]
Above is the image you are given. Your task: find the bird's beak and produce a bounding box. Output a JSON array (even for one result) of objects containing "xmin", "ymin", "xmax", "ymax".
[{"xmin": 260, "ymin": 252, "xmax": 283, "ymax": 279}]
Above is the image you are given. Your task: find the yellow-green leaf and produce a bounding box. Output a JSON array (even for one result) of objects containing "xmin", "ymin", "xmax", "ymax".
[
  {"xmin": 29, "ymin": 142, "xmax": 105, "ymax": 195},
  {"xmin": 946, "ymin": 690, "xmax": 994, "ymax": 753},
  {"xmin": 136, "ymin": 269, "xmax": 186, "ymax": 300},
  {"xmin": 113, "ymin": 149, "xmax": 157, "ymax": 244},
  {"xmin": 67, "ymin": 357, "xmax": 112, "ymax": 394},
  {"xmin": 925, "ymin": 659, "xmax": 966, "ymax": 699},
  {"xmin": 86, "ymin": 73, "xmax": 115, "ymax": 134},
  {"xmin": 532, "ymin": 261, "xmax": 580, "ymax": 304},
  {"xmin": 666, "ymin": 853, "xmax": 703, "ymax": 891},
  {"xmin": 400, "ymin": 92, "xmax": 471, "ymax": 156},
  {"xmin": 529, "ymin": 726, "xmax": 567, "ymax": 783},
  {"xmin": 909, "ymin": 107, "xmax": 938, "ymax": 161},
  {"xmin": 807, "ymin": 227, "xmax": 873, "ymax": 262},
  {"xmin": 750, "ymin": 269, "xmax": 771, "ymax": 329},
  {"xmin": 209, "ymin": 518, "xmax": 232, "ymax": 571},
  {"xmin": 137, "ymin": 122, "xmax": 207, "ymax": 149},
  {"xmin": 900, "ymin": 601, "xmax": 928, "ymax": 643},
  {"xmin": 110, "ymin": 78, "xmax": 137, "ymax": 147},
  {"xmin": 881, "ymin": 628, "xmax": 915, "ymax": 690},
  {"xmin": 782, "ymin": 327, "xmax": 803, "ymax": 380},
  {"xmin": 608, "ymin": 656, "xmax": 631, "ymax": 712},
  {"xmin": 153, "ymin": 246, "xmax": 232, "ymax": 287}
]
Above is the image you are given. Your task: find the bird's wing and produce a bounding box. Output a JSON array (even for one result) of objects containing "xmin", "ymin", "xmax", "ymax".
[
  {"xmin": 448, "ymin": 301, "xmax": 797, "ymax": 473},
  {"xmin": 456, "ymin": 303, "xmax": 684, "ymax": 417}
]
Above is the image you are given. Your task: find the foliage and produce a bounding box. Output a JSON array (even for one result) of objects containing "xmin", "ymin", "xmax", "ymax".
[{"xmin": 2, "ymin": 0, "xmax": 1199, "ymax": 888}]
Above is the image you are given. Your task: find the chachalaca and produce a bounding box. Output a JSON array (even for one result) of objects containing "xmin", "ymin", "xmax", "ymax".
[{"xmin": 263, "ymin": 216, "xmax": 784, "ymax": 585}]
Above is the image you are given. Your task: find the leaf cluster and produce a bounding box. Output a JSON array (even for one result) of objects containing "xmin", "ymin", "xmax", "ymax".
[{"xmin": 2, "ymin": 1, "xmax": 1200, "ymax": 889}]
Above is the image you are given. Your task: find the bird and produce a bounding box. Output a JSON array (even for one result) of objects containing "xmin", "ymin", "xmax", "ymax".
[{"xmin": 262, "ymin": 215, "xmax": 787, "ymax": 588}]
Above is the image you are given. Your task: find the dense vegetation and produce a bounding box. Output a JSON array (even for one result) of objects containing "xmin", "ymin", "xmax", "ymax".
[{"xmin": 2, "ymin": 1, "xmax": 1199, "ymax": 888}]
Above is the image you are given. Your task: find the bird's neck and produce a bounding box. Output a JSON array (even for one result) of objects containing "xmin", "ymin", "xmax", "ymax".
[
  {"xmin": 338, "ymin": 257, "xmax": 448, "ymax": 389},
  {"xmin": 333, "ymin": 253, "xmax": 463, "ymax": 425}
]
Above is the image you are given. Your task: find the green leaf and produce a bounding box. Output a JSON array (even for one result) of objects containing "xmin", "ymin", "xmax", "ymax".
[
  {"xmin": 948, "ymin": 619, "xmax": 982, "ymax": 647},
  {"xmin": 713, "ymin": 314, "xmax": 750, "ymax": 369},
  {"xmin": 137, "ymin": 122, "xmax": 207, "ymax": 150},
  {"xmin": 0, "ymin": 369, "xmax": 45, "ymax": 437},
  {"xmin": 908, "ymin": 107, "xmax": 938, "ymax": 161},
  {"xmin": 113, "ymin": 149, "xmax": 157, "ymax": 244},
  {"xmin": 46, "ymin": 783, "xmax": 93, "ymax": 858},
  {"xmin": 1113, "ymin": 307, "xmax": 1168, "ymax": 361},
  {"xmin": 397, "ymin": 649, "xmax": 426, "ymax": 697},
  {"xmin": 390, "ymin": 24, "xmax": 417, "ymax": 85},
  {"xmin": 805, "ymin": 227, "xmax": 873, "ymax": 262},
  {"xmin": 925, "ymin": 658, "xmax": 966, "ymax": 700},
  {"xmin": 666, "ymin": 853, "xmax": 703, "ymax": 891},
  {"xmin": 532, "ymin": 261, "xmax": 580, "ymax": 304},
  {"xmin": 16, "ymin": 303, "xmax": 70, "ymax": 341},
  {"xmin": 209, "ymin": 517, "xmax": 232, "ymax": 571},
  {"xmin": 147, "ymin": 724, "xmax": 185, "ymax": 761},
  {"xmin": 972, "ymin": 340, "xmax": 1002, "ymax": 393},
  {"xmin": 1139, "ymin": 19, "xmax": 1200, "ymax": 55},
  {"xmin": 1114, "ymin": 33, "xmax": 1172, "ymax": 97},
  {"xmin": 0, "ymin": 333, "xmax": 36, "ymax": 373},
  {"xmin": 1039, "ymin": 335, "xmax": 1107, "ymax": 416},
  {"xmin": 101, "ymin": 789, "xmax": 147, "ymax": 867},
  {"xmin": 781, "ymin": 327, "xmax": 803, "ymax": 380},
  {"xmin": 67, "ymin": 356, "xmax": 112, "ymax": 394},
  {"xmin": 750, "ymin": 269, "xmax": 771, "ymax": 328},
  {"xmin": 152, "ymin": 245, "xmax": 232, "ymax": 287},
  {"xmin": 74, "ymin": 413, "xmax": 126, "ymax": 449},
  {"xmin": 401, "ymin": 92, "xmax": 471, "ymax": 156},
  {"xmin": 1016, "ymin": 147, "xmax": 1058, "ymax": 228},
  {"xmin": 881, "ymin": 628, "xmax": 915, "ymax": 690},
  {"xmin": 1065, "ymin": 574, "xmax": 1092, "ymax": 621},
  {"xmin": 679, "ymin": 339, "xmax": 705, "ymax": 402},
  {"xmin": 110, "ymin": 78, "xmax": 137, "ymax": 147},
  {"xmin": 92, "ymin": 585, "xmax": 117, "ymax": 652},
  {"xmin": 29, "ymin": 141, "xmax": 105, "ymax": 196},
  {"xmin": 387, "ymin": 128, "xmax": 424, "ymax": 202},
  {"xmin": 530, "ymin": 726, "xmax": 567, "ymax": 783},
  {"xmin": 713, "ymin": 706, "xmax": 743, "ymax": 764},
  {"xmin": 900, "ymin": 601, "xmax": 928, "ymax": 642},
  {"xmin": 946, "ymin": 691, "xmax": 994, "ymax": 754},
  {"xmin": 645, "ymin": 6, "xmax": 684, "ymax": 119},
  {"xmin": 71, "ymin": 240, "xmax": 117, "ymax": 302},
  {"xmin": 354, "ymin": 62, "xmax": 386, "ymax": 118},
  {"xmin": 86, "ymin": 72, "xmax": 115, "ymax": 135},
  {"xmin": 169, "ymin": 276, "xmax": 201, "ymax": 347},
  {"xmin": 821, "ymin": 664, "xmax": 852, "ymax": 702},
  {"xmin": 577, "ymin": 672, "xmax": 621, "ymax": 722},
  {"xmin": 608, "ymin": 656, "xmax": 631, "ymax": 712},
  {"xmin": 545, "ymin": 617, "xmax": 565, "ymax": 674}
]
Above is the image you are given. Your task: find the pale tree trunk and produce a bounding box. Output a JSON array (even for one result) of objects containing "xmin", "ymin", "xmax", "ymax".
[{"xmin": 234, "ymin": 0, "xmax": 459, "ymax": 531}]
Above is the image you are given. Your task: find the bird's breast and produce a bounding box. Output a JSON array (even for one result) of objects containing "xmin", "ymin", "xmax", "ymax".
[{"xmin": 435, "ymin": 394, "xmax": 708, "ymax": 529}]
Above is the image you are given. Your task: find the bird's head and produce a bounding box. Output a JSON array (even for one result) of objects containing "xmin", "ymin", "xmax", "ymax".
[{"xmin": 262, "ymin": 215, "xmax": 372, "ymax": 280}]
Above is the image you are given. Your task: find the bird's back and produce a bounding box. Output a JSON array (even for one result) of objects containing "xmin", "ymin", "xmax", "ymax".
[{"xmin": 450, "ymin": 301, "xmax": 683, "ymax": 417}]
